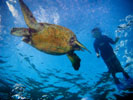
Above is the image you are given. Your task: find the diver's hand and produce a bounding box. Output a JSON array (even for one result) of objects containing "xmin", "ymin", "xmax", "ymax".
[{"xmin": 96, "ymin": 53, "xmax": 100, "ymax": 58}]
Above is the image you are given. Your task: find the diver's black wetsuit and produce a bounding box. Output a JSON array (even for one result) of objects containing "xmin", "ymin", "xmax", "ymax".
[
  {"xmin": 93, "ymin": 35, "xmax": 124, "ymax": 75},
  {"xmin": 94, "ymin": 35, "xmax": 115, "ymax": 59},
  {"xmin": 93, "ymin": 35, "xmax": 130, "ymax": 84}
]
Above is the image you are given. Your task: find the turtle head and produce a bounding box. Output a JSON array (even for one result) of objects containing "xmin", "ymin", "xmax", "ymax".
[{"xmin": 69, "ymin": 36, "xmax": 91, "ymax": 54}]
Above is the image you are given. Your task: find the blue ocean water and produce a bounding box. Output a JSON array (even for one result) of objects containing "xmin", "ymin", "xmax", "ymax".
[{"xmin": 0, "ymin": 0, "xmax": 133, "ymax": 100}]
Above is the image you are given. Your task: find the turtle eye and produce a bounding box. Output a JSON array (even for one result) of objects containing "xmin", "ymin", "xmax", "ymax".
[
  {"xmin": 70, "ymin": 37, "xmax": 75, "ymax": 43},
  {"xmin": 69, "ymin": 36, "xmax": 76, "ymax": 46},
  {"xmin": 69, "ymin": 37, "xmax": 74, "ymax": 46},
  {"xmin": 70, "ymin": 37, "xmax": 75, "ymax": 42}
]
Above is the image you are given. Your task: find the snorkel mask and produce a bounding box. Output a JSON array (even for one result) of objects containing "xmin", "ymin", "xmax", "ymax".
[{"xmin": 91, "ymin": 27, "xmax": 102, "ymax": 38}]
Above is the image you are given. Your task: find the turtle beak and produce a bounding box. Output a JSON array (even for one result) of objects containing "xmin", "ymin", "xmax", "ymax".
[{"xmin": 74, "ymin": 41, "xmax": 91, "ymax": 54}]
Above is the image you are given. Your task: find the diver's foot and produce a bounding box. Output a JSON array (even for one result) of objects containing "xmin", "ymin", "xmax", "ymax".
[
  {"xmin": 114, "ymin": 77, "xmax": 121, "ymax": 84},
  {"xmin": 116, "ymin": 83, "xmax": 125, "ymax": 90},
  {"xmin": 125, "ymin": 77, "xmax": 133, "ymax": 85},
  {"xmin": 123, "ymin": 72, "xmax": 130, "ymax": 79}
]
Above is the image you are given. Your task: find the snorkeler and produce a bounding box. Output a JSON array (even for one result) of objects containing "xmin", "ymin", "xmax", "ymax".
[{"xmin": 91, "ymin": 27, "xmax": 130, "ymax": 85}]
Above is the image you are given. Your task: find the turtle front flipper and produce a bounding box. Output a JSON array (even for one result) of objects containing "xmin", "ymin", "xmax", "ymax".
[
  {"xmin": 11, "ymin": 28, "xmax": 32, "ymax": 44},
  {"xmin": 67, "ymin": 52, "xmax": 81, "ymax": 71},
  {"xmin": 19, "ymin": 0, "xmax": 38, "ymax": 29},
  {"xmin": 11, "ymin": 28, "xmax": 30, "ymax": 36}
]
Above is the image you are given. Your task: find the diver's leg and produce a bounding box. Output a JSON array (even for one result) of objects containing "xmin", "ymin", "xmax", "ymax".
[
  {"xmin": 122, "ymin": 70, "xmax": 130, "ymax": 79},
  {"xmin": 114, "ymin": 55, "xmax": 130, "ymax": 79},
  {"xmin": 111, "ymin": 54, "xmax": 130, "ymax": 79},
  {"xmin": 110, "ymin": 57, "xmax": 121, "ymax": 84},
  {"xmin": 67, "ymin": 51, "xmax": 81, "ymax": 71},
  {"xmin": 19, "ymin": 0, "xmax": 37, "ymax": 29},
  {"xmin": 112, "ymin": 73, "xmax": 120, "ymax": 84}
]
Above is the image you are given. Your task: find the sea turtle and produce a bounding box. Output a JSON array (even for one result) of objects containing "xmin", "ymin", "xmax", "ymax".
[{"xmin": 11, "ymin": 0, "xmax": 91, "ymax": 70}]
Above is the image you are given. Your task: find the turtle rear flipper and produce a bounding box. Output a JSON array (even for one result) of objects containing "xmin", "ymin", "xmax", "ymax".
[
  {"xmin": 11, "ymin": 28, "xmax": 30, "ymax": 36},
  {"xmin": 67, "ymin": 52, "xmax": 81, "ymax": 70}
]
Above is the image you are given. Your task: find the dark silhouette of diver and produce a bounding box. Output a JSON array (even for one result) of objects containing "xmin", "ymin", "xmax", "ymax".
[{"xmin": 91, "ymin": 27, "xmax": 130, "ymax": 85}]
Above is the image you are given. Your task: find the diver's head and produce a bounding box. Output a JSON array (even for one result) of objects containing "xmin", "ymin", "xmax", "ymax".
[{"xmin": 91, "ymin": 27, "xmax": 102, "ymax": 38}]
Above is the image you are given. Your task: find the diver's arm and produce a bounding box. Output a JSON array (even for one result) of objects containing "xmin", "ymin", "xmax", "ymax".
[
  {"xmin": 114, "ymin": 37, "xmax": 120, "ymax": 44},
  {"xmin": 94, "ymin": 42, "xmax": 100, "ymax": 58},
  {"xmin": 110, "ymin": 37, "xmax": 120, "ymax": 44},
  {"xmin": 104, "ymin": 35, "xmax": 119, "ymax": 44},
  {"xmin": 96, "ymin": 53, "xmax": 100, "ymax": 58}
]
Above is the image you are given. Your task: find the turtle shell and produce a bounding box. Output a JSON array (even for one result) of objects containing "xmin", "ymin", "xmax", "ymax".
[{"xmin": 31, "ymin": 24, "xmax": 76, "ymax": 55}]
